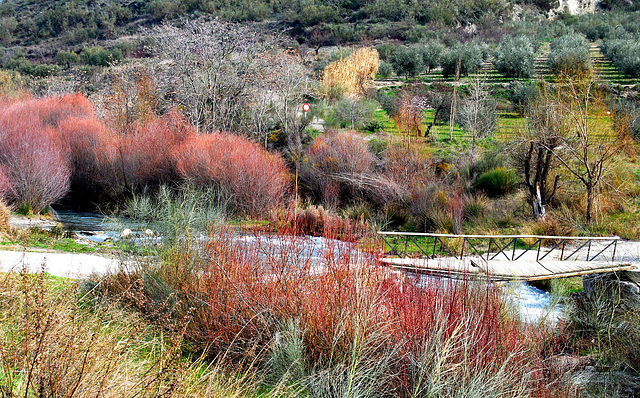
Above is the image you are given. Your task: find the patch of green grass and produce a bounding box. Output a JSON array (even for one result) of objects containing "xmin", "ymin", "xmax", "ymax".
[
  {"xmin": 4, "ymin": 229, "xmax": 96, "ymax": 253},
  {"xmin": 373, "ymin": 109, "xmax": 399, "ymax": 134}
]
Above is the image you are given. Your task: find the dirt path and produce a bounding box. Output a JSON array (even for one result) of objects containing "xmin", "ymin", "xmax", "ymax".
[{"xmin": 0, "ymin": 250, "xmax": 121, "ymax": 278}]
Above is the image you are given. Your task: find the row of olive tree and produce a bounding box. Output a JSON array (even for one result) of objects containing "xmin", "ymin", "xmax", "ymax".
[
  {"xmin": 379, "ymin": 42, "xmax": 485, "ymax": 79},
  {"xmin": 601, "ymin": 29, "xmax": 640, "ymax": 78}
]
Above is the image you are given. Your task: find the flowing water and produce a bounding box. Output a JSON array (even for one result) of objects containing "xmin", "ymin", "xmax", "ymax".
[
  {"xmin": 54, "ymin": 209, "xmax": 563, "ymax": 323},
  {"xmin": 54, "ymin": 209, "xmax": 147, "ymax": 243}
]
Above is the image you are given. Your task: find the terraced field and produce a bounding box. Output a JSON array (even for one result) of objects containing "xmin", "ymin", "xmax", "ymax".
[
  {"xmin": 372, "ymin": 41, "xmax": 639, "ymax": 146},
  {"xmin": 589, "ymin": 43, "xmax": 639, "ymax": 86}
]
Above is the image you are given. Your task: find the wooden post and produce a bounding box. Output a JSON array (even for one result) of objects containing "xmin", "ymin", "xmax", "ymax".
[{"xmin": 449, "ymin": 57, "xmax": 461, "ymax": 142}]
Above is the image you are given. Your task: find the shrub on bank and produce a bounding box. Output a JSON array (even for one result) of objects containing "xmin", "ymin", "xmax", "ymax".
[
  {"xmin": 0, "ymin": 99, "xmax": 71, "ymax": 214},
  {"xmin": 0, "ymin": 199, "xmax": 9, "ymax": 233},
  {"xmin": 173, "ymin": 132, "xmax": 290, "ymax": 217},
  {"xmin": 119, "ymin": 109, "xmax": 193, "ymax": 192}
]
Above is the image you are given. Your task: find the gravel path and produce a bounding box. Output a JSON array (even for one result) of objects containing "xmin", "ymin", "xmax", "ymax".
[{"xmin": 0, "ymin": 250, "xmax": 120, "ymax": 278}]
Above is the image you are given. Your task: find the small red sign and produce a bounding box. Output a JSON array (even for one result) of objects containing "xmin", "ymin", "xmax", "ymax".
[{"xmin": 302, "ymin": 103, "xmax": 310, "ymax": 112}]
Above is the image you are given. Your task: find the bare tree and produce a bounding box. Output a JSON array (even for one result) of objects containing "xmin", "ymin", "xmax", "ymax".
[
  {"xmin": 264, "ymin": 51, "xmax": 314, "ymax": 158},
  {"xmin": 457, "ymin": 75, "xmax": 497, "ymax": 151},
  {"xmin": 149, "ymin": 19, "xmax": 270, "ymax": 133},
  {"xmin": 517, "ymin": 78, "xmax": 631, "ymax": 223},
  {"xmin": 513, "ymin": 86, "xmax": 564, "ymax": 220}
]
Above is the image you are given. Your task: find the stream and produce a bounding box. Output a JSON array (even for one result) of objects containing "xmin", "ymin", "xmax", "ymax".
[{"xmin": 53, "ymin": 209, "xmax": 563, "ymax": 323}]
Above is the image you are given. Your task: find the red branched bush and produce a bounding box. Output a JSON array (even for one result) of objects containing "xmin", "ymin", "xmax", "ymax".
[
  {"xmin": 108, "ymin": 225, "xmax": 563, "ymax": 396},
  {"xmin": 58, "ymin": 116, "xmax": 117, "ymax": 203},
  {"xmin": 0, "ymin": 101, "xmax": 71, "ymax": 213},
  {"xmin": 14, "ymin": 93, "xmax": 96, "ymax": 129},
  {"xmin": 301, "ymin": 131, "xmax": 379, "ymax": 207},
  {"xmin": 173, "ymin": 132, "xmax": 290, "ymax": 216},
  {"xmin": 118, "ymin": 109, "xmax": 194, "ymax": 191}
]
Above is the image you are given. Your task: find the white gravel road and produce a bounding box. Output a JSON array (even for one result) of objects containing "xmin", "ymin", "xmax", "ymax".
[{"xmin": 0, "ymin": 250, "xmax": 120, "ymax": 278}]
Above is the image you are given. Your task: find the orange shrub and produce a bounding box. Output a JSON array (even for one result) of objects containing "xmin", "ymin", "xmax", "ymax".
[
  {"xmin": 173, "ymin": 132, "xmax": 290, "ymax": 216},
  {"xmin": 119, "ymin": 109, "xmax": 194, "ymax": 191},
  {"xmin": 301, "ymin": 131, "xmax": 377, "ymax": 207}
]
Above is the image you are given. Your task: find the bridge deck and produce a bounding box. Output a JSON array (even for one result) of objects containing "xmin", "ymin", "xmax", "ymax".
[
  {"xmin": 378, "ymin": 232, "xmax": 638, "ymax": 281},
  {"xmin": 380, "ymin": 257, "xmax": 635, "ymax": 281}
]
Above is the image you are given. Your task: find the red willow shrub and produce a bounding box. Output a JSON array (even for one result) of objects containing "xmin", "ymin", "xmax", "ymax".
[
  {"xmin": 173, "ymin": 132, "xmax": 290, "ymax": 217},
  {"xmin": 0, "ymin": 100, "xmax": 71, "ymax": 213},
  {"xmin": 1, "ymin": 92, "xmax": 290, "ymax": 211},
  {"xmin": 118, "ymin": 109, "xmax": 194, "ymax": 192},
  {"xmin": 57, "ymin": 116, "xmax": 117, "ymax": 203},
  {"xmin": 109, "ymin": 225, "xmax": 567, "ymax": 396}
]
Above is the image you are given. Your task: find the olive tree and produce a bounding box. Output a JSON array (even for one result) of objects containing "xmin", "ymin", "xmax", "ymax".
[
  {"xmin": 390, "ymin": 46, "xmax": 423, "ymax": 78},
  {"xmin": 441, "ymin": 42, "xmax": 485, "ymax": 79},
  {"xmin": 494, "ymin": 36, "xmax": 537, "ymax": 79},
  {"xmin": 419, "ymin": 41, "xmax": 445, "ymax": 74},
  {"xmin": 548, "ymin": 34, "xmax": 592, "ymax": 77}
]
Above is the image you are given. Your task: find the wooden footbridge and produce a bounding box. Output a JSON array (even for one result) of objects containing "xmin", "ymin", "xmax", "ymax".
[{"xmin": 378, "ymin": 232, "xmax": 638, "ymax": 281}]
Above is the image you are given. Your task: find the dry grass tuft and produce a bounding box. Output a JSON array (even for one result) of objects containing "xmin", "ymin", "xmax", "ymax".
[
  {"xmin": 0, "ymin": 200, "xmax": 9, "ymax": 234},
  {"xmin": 0, "ymin": 270, "xmax": 260, "ymax": 398}
]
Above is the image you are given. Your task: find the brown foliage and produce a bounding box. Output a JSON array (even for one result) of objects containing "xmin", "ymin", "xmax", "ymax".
[
  {"xmin": 323, "ymin": 48, "xmax": 379, "ymax": 98},
  {"xmin": 0, "ymin": 199, "xmax": 9, "ymax": 233},
  {"xmin": 393, "ymin": 91, "xmax": 427, "ymax": 140}
]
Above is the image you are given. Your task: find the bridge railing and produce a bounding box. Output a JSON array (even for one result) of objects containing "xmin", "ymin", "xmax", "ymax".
[{"xmin": 378, "ymin": 232, "xmax": 620, "ymax": 263}]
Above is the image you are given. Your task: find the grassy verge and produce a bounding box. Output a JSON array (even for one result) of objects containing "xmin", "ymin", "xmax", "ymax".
[
  {"xmin": 0, "ymin": 271, "xmax": 261, "ymax": 397},
  {"xmin": 0, "ymin": 228, "xmax": 98, "ymax": 253}
]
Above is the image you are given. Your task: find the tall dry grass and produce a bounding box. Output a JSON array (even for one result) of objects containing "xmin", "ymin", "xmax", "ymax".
[
  {"xmin": 0, "ymin": 200, "xmax": 9, "ymax": 234},
  {"xmin": 0, "ymin": 269, "xmax": 265, "ymax": 397}
]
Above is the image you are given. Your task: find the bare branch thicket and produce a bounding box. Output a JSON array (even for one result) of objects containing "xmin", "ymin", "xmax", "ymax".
[
  {"xmin": 265, "ymin": 51, "xmax": 315, "ymax": 158},
  {"xmin": 515, "ymin": 77, "xmax": 632, "ymax": 223},
  {"xmin": 149, "ymin": 19, "xmax": 272, "ymax": 134}
]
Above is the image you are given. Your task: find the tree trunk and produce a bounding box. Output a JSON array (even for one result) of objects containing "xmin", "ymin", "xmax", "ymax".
[
  {"xmin": 532, "ymin": 183, "xmax": 546, "ymax": 220},
  {"xmin": 586, "ymin": 184, "xmax": 594, "ymax": 224}
]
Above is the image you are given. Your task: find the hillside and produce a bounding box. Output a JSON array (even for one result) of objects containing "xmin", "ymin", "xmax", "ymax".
[{"xmin": 0, "ymin": 0, "xmax": 551, "ymax": 61}]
